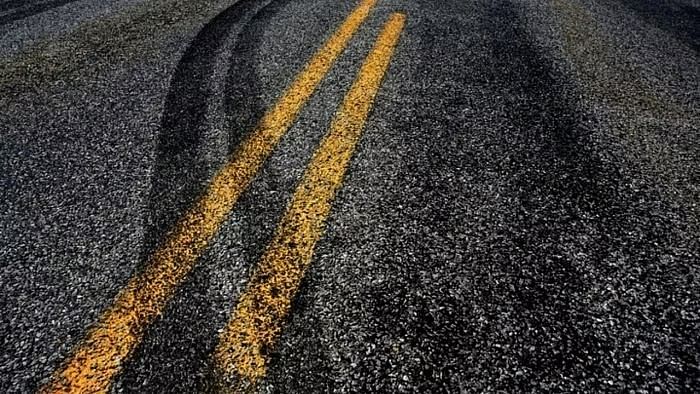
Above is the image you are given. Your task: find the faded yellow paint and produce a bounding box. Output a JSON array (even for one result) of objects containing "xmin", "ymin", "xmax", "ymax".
[
  {"xmin": 214, "ymin": 12, "xmax": 406, "ymax": 388},
  {"xmin": 39, "ymin": 1, "xmax": 377, "ymax": 392}
]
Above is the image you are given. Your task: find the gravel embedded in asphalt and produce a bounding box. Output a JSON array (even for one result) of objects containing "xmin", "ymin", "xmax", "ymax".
[{"xmin": 1, "ymin": 0, "xmax": 698, "ymax": 392}]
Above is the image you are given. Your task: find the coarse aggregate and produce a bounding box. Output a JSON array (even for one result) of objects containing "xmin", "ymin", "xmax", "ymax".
[{"xmin": 1, "ymin": 0, "xmax": 698, "ymax": 392}]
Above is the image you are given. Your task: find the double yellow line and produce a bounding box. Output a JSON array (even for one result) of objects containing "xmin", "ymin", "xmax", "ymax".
[
  {"xmin": 214, "ymin": 11, "xmax": 405, "ymax": 386},
  {"xmin": 41, "ymin": 0, "xmax": 404, "ymax": 392}
]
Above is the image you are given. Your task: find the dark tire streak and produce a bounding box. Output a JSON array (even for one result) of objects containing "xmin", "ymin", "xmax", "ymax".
[
  {"xmin": 598, "ymin": 0, "xmax": 699, "ymax": 52},
  {"xmin": 140, "ymin": 0, "xmax": 262, "ymax": 263},
  {"xmin": 0, "ymin": 0, "xmax": 79, "ymax": 26},
  {"xmin": 484, "ymin": 2, "xmax": 695, "ymax": 390},
  {"xmin": 118, "ymin": 0, "xmax": 275, "ymax": 391},
  {"xmin": 484, "ymin": 2, "xmax": 616, "ymax": 386},
  {"xmin": 0, "ymin": 0, "xmax": 46, "ymax": 13}
]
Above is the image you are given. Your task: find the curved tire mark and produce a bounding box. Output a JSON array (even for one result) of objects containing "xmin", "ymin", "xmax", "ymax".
[
  {"xmin": 142, "ymin": 0, "xmax": 267, "ymax": 262},
  {"xmin": 120, "ymin": 0, "xmax": 286, "ymax": 391}
]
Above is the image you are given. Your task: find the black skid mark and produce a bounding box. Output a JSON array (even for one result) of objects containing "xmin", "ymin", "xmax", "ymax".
[
  {"xmin": 118, "ymin": 0, "xmax": 274, "ymax": 392},
  {"xmin": 0, "ymin": 0, "xmax": 80, "ymax": 26},
  {"xmin": 141, "ymin": 0, "xmax": 267, "ymax": 264}
]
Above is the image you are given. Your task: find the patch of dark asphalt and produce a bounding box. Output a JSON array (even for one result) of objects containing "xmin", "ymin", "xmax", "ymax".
[
  {"xmin": 597, "ymin": 0, "xmax": 699, "ymax": 52},
  {"xmin": 0, "ymin": 0, "xmax": 80, "ymax": 26},
  {"xmin": 0, "ymin": 0, "xmax": 57, "ymax": 13},
  {"xmin": 478, "ymin": 1, "xmax": 616, "ymax": 388},
  {"xmin": 0, "ymin": 0, "xmax": 238, "ymax": 101}
]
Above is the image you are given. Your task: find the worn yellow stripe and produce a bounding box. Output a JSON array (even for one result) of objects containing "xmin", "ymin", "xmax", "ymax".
[
  {"xmin": 214, "ymin": 12, "xmax": 406, "ymax": 387},
  {"xmin": 40, "ymin": 1, "xmax": 377, "ymax": 392}
]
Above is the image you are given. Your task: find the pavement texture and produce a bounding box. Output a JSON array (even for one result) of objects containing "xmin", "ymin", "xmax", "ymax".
[{"xmin": 1, "ymin": 0, "xmax": 698, "ymax": 392}]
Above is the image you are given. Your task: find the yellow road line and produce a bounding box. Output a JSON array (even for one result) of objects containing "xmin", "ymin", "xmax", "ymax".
[
  {"xmin": 214, "ymin": 12, "xmax": 406, "ymax": 387},
  {"xmin": 40, "ymin": 1, "xmax": 377, "ymax": 392}
]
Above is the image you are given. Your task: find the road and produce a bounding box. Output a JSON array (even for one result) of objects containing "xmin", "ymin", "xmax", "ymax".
[{"xmin": 1, "ymin": 0, "xmax": 698, "ymax": 392}]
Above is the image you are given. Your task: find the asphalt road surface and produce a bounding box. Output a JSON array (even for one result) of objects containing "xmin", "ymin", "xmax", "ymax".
[{"xmin": 1, "ymin": 0, "xmax": 699, "ymax": 392}]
